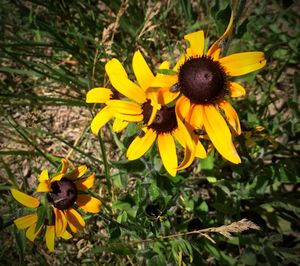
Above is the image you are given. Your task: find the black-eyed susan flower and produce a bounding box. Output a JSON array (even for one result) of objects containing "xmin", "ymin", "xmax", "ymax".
[
  {"xmin": 10, "ymin": 188, "xmax": 72, "ymax": 252},
  {"xmin": 164, "ymin": 13, "xmax": 266, "ymax": 164},
  {"xmin": 37, "ymin": 159, "xmax": 101, "ymax": 234},
  {"xmin": 86, "ymin": 50, "xmax": 196, "ymax": 175},
  {"xmin": 86, "ymin": 50, "xmax": 179, "ymax": 135}
]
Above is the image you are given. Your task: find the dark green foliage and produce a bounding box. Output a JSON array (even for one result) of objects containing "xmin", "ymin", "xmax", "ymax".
[{"xmin": 0, "ymin": 0, "xmax": 299, "ymax": 265}]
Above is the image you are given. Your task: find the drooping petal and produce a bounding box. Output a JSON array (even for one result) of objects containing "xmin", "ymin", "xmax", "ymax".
[
  {"xmin": 107, "ymin": 100, "xmax": 142, "ymax": 115},
  {"xmin": 76, "ymin": 173, "xmax": 95, "ymax": 190},
  {"xmin": 175, "ymin": 119, "xmax": 200, "ymax": 170},
  {"xmin": 91, "ymin": 106, "xmax": 114, "ymax": 135},
  {"xmin": 54, "ymin": 208, "xmax": 67, "ymax": 237},
  {"xmin": 184, "ymin": 30, "xmax": 205, "ymax": 57},
  {"xmin": 175, "ymin": 96, "xmax": 191, "ymax": 121},
  {"xmin": 229, "ymin": 82, "xmax": 246, "ymax": 97},
  {"xmin": 157, "ymin": 133, "xmax": 178, "ymax": 176},
  {"xmin": 189, "ymin": 104, "xmax": 204, "ymax": 129},
  {"xmin": 65, "ymin": 208, "xmax": 85, "ymax": 233},
  {"xmin": 60, "ymin": 159, "xmax": 68, "ymax": 174},
  {"xmin": 36, "ymin": 181, "xmax": 51, "ymax": 192},
  {"xmin": 39, "ymin": 169, "xmax": 49, "ymax": 181},
  {"xmin": 132, "ymin": 50, "xmax": 155, "ymax": 90},
  {"xmin": 45, "ymin": 225, "xmax": 55, "ymax": 252},
  {"xmin": 11, "ymin": 189, "xmax": 40, "ymax": 208},
  {"xmin": 26, "ymin": 223, "xmax": 42, "ymax": 242},
  {"xmin": 219, "ymin": 52, "xmax": 266, "ymax": 76},
  {"xmin": 109, "ymin": 75, "xmax": 147, "ymax": 103},
  {"xmin": 105, "ymin": 58, "xmax": 128, "ymax": 79},
  {"xmin": 76, "ymin": 194, "xmax": 101, "ymax": 213},
  {"xmin": 14, "ymin": 214, "xmax": 38, "ymax": 230},
  {"xmin": 86, "ymin": 87, "xmax": 112, "ymax": 103},
  {"xmin": 219, "ymin": 101, "xmax": 241, "ymax": 135},
  {"xmin": 127, "ymin": 128, "xmax": 156, "ymax": 160},
  {"xmin": 195, "ymin": 140, "xmax": 207, "ymax": 158},
  {"xmin": 61, "ymin": 230, "xmax": 72, "ymax": 240},
  {"xmin": 203, "ymin": 105, "xmax": 241, "ymax": 164},
  {"xmin": 112, "ymin": 118, "xmax": 129, "ymax": 132},
  {"xmin": 207, "ymin": 12, "xmax": 234, "ymax": 56},
  {"xmin": 67, "ymin": 165, "xmax": 87, "ymax": 180}
]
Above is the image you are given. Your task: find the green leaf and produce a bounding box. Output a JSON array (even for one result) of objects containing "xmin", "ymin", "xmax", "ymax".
[
  {"xmin": 149, "ymin": 183, "xmax": 160, "ymax": 201},
  {"xmin": 13, "ymin": 226, "xmax": 26, "ymax": 263}
]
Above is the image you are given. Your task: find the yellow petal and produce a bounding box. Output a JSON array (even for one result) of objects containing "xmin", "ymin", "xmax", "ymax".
[
  {"xmin": 14, "ymin": 214, "xmax": 38, "ymax": 229},
  {"xmin": 203, "ymin": 105, "xmax": 241, "ymax": 164},
  {"xmin": 86, "ymin": 87, "xmax": 112, "ymax": 103},
  {"xmin": 105, "ymin": 58, "xmax": 128, "ymax": 79},
  {"xmin": 175, "ymin": 119, "xmax": 200, "ymax": 170},
  {"xmin": 207, "ymin": 12, "xmax": 234, "ymax": 56},
  {"xmin": 189, "ymin": 104, "xmax": 204, "ymax": 129},
  {"xmin": 68, "ymin": 165, "xmax": 87, "ymax": 180},
  {"xmin": 39, "ymin": 170, "xmax": 49, "ymax": 181},
  {"xmin": 76, "ymin": 173, "xmax": 95, "ymax": 190},
  {"xmin": 60, "ymin": 159, "xmax": 68, "ymax": 174},
  {"xmin": 50, "ymin": 173, "xmax": 64, "ymax": 182},
  {"xmin": 157, "ymin": 87, "xmax": 180, "ymax": 105},
  {"xmin": 219, "ymin": 52, "xmax": 266, "ymax": 76},
  {"xmin": 219, "ymin": 101, "xmax": 241, "ymax": 135},
  {"xmin": 150, "ymin": 62, "xmax": 178, "ymax": 88},
  {"xmin": 112, "ymin": 118, "xmax": 128, "ymax": 132},
  {"xmin": 229, "ymin": 82, "xmax": 246, "ymax": 97},
  {"xmin": 54, "ymin": 208, "xmax": 67, "ymax": 237},
  {"xmin": 11, "ymin": 189, "xmax": 40, "ymax": 208},
  {"xmin": 26, "ymin": 223, "xmax": 42, "ymax": 242},
  {"xmin": 132, "ymin": 50, "xmax": 155, "ymax": 90},
  {"xmin": 45, "ymin": 225, "xmax": 55, "ymax": 252},
  {"xmin": 76, "ymin": 194, "xmax": 101, "ymax": 213},
  {"xmin": 36, "ymin": 181, "xmax": 51, "ymax": 192},
  {"xmin": 65, "ymin": 208, "xmax": 85, "ymax": 233},
  {"xmin": 91, "ymin": 106, "xmax": 114, "ymax": 135},
  {"xmin": 127, "ymin": 128, "xmax": 156, "ymax": 160},
  {"xmin": 107, "ymin": 100, "xmax": 142, "ymax": 115},
  {"xmin": 173, "ymin": 56, "xmax": 185, "ymax": 72},
  {"xmin": 157, "ymin": 133, "xmax": 177, "ymax": 176},
  {"xmin": 109, "ymin": 74, "xmax": 147, "ymax": 103},
  {"xmin": 184, "ymin": 30, "xmax": 205, "ymax": 57},
  {"xmin": 61, "ymin": 230, "xmax": 72, "ymax": 240},
  {"xmin": 175, "ymin": 96, "xmax": 191, "ymax": 121},
  {"xmin": 115, "ymin": 113, "xmax": 143, "ymax": 122},
  {"xmin": 195, "ymin": 140, "xmax": 207, "ymax": 158}
]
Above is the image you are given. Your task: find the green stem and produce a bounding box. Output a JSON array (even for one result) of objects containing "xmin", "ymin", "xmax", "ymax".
[{"xmin": 98, "ymin": 131, "xmax": 111, "ymax": 195}]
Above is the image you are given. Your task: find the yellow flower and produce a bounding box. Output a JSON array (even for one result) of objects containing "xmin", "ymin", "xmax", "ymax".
[
  {"xmin": 86, "ymin": 50, "xmax": 174, "ymax": 135},
  {"xmin": 10, "ymin": 188, "xmax": 72, "ymax": 252},
  {"xmin": 87, "ymin": 50, "xmax": 196, "ymax": 176},
  {"xmin": 164, "ymin": 13, "xmax": 266, "ymax": 164},
  {"xmin": 37, "ymin": 159, "xmax": 101, "ymax": 235}
]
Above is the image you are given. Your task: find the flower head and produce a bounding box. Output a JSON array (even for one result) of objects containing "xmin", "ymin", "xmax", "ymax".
[
  {"xmin": 86, "ymin": 50, "xmax": 196, "ymax": 176},
  {"xmin": 10, "ymin": 188, "xmax": 72, "ymax": 252},
  {"xmin": 86, "ymin": 50, "xmax": 175, "ymax": 135},
  {"xmin": 37, "ymin": 159, "xmax": 101, "ymax": 235},
  {"xmin": 163, "ymin": 13, "xmax": 266, "ymax": 164}
]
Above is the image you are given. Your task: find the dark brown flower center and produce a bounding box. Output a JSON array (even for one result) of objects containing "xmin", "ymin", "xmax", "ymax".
[
  {"xmin": 142, "ymin": 101, "xmax": 178, "ymax": 133},
  {"xmin": 47, "ymin": 178, "xmax": 77, "ymax": 210},
  {"xmin": 178, "ymin": 56, "xmax": 227, "ymax": 104}
]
